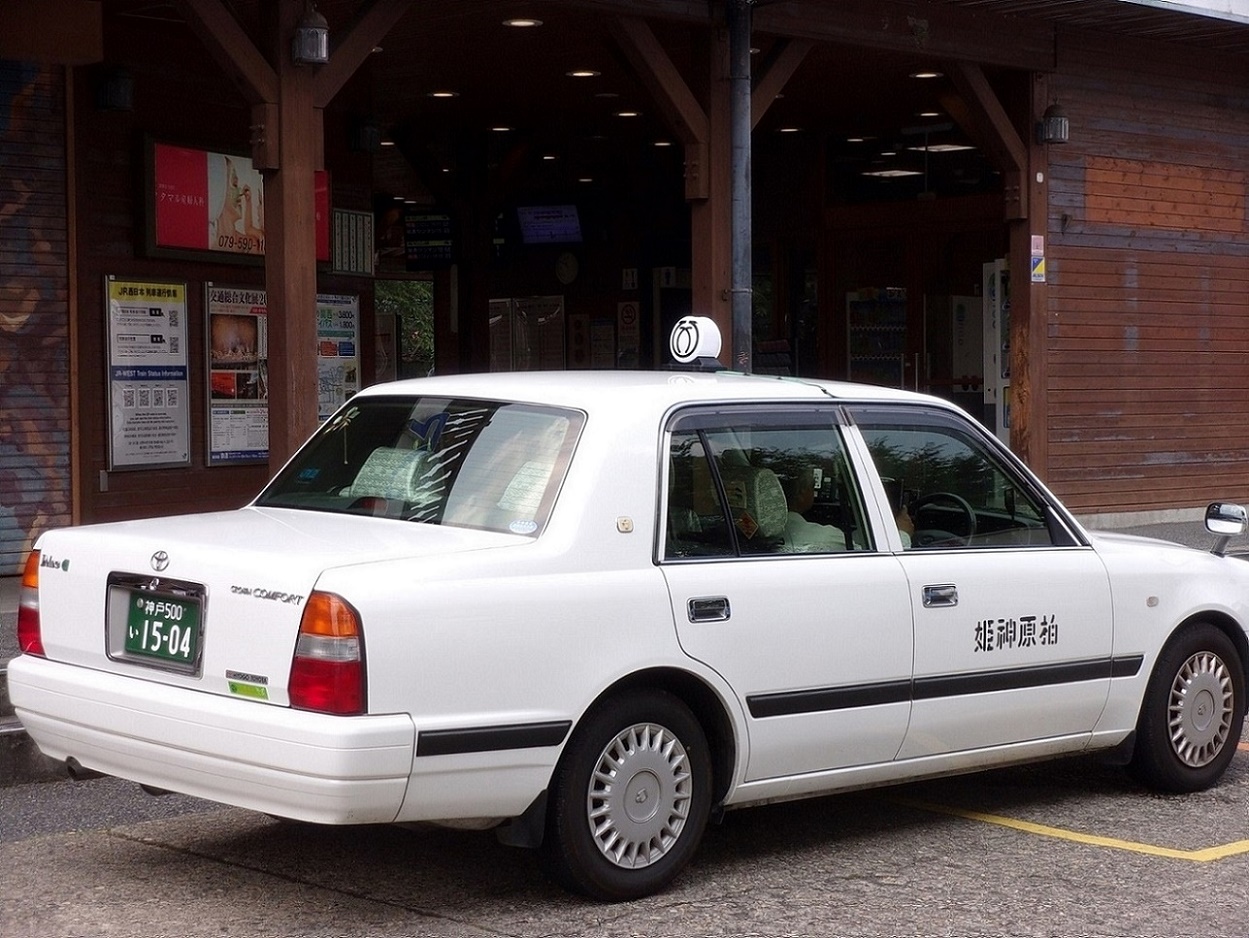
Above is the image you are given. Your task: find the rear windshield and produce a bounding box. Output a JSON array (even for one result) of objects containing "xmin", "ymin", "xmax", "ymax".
[{"xmin": 255, "ymin": 396, "xmax": 585, "ymax": 536}]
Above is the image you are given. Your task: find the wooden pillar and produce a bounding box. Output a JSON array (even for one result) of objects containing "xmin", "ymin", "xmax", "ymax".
[
  {"xmin": 689, "ymin": 22, "xmax": 733, "ymax": 358},
  {"xmin": 264, "ymin": 1, "xmax": 322, "ymax": 472},
  {"xmin": 1008, "ymin": 72, "xmax": 1052, "ymax": 475}
]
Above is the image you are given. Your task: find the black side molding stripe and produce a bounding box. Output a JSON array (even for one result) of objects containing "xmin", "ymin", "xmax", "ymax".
[
  {"xmin": 1111, "ymin": 654, "xmax": 1145, "ymax": 678},
  {"xmin": 417, "ymin": 720, "xmax": 572, "ymax": 757},
  {"xmin": 748, "ymin": 680, "xmax": 911, "ymax": 718},
  {"xmin": 747, "ymin": 655, "xmax": 1146, "ymax": 719},
  {"xmin": 913, "ymin": 657, "xmax": 1115, "ymax": 699}
]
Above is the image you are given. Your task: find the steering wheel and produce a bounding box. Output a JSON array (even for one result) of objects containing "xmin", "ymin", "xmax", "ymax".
[{"xmin": 911, "ymin": 491, "xmax": 977, "ymax": 547}]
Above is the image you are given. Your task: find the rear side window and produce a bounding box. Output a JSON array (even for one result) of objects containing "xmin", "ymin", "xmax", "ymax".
[
  {"xmin": 664, "ymin": 408, "xmax": 871, "ymax": 560},
  {"xmin": 256, "ymin": 396, "xmax": 584, "ymax": 536}
]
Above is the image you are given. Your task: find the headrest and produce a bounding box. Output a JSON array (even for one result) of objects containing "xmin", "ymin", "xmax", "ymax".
[
  {"xmin": 718, "ymin": 465, "xmax": 788, "ymax": 540},
  {"xmin": 349, "ymin": 447, "xmax": 426, "ymax": 501}
]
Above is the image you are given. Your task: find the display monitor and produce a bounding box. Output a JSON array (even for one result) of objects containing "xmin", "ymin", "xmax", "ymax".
[{"xmin": 516, "ymin": 204, "xmax": 582, "ymax": 244}]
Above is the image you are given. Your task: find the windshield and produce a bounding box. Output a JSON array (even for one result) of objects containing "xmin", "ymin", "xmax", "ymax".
[{"xmin": 255, "ymin": 395, "xmax": 585, "ymax": 536}]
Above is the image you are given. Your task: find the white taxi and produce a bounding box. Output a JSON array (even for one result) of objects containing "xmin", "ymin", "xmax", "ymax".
[{"xmin": 11, "ymin": 318, "xmax": 1249, "ymax": 901}]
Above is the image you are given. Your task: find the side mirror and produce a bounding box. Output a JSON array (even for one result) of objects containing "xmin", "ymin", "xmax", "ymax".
[{"xmin": 1205, "ymin": 502, "xmax": 1247, "ymax": 555}]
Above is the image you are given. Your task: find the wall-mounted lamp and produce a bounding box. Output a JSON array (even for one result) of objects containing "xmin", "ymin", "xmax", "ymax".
[
  {"xmin": 93, "ymin": 66, "xmax": 134, "ymax": 111},
  {"xmin": 292, "ymin": 2, "xmax": 329, "ymax": 66},
  {"xmin": 1037, "ymin": 102, "xmax": 1069, "ymax": 145}
]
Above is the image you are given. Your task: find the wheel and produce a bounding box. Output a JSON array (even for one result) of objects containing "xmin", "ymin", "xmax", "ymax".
[
  {"xmin": 912, "ymin": 491, "xmax": 977, "ymax": 547},
  {"xmin": 1130, "ymin": 623, "xmax": 1245, "ymax": 793},
  {"xmin": 544, "ymin": 689, "xmax": 713, "ymax": 901}
]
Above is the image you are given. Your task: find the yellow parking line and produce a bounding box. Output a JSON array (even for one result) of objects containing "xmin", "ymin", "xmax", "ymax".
[{"xmin": 892, "ymin": 797, "xmax": 1249, "ymax": 862}]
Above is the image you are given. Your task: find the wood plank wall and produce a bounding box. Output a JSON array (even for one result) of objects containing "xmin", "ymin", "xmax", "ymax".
[
  {"xmin": 0, "ymin": 63, "xmax": 72, "ymax": 574},
  {"xmin": 1044, "ymin": 30, "xmax": 1249, "ymax": 516}
]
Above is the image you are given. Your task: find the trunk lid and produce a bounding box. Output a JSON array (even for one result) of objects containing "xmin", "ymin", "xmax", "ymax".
[{"xmin": 30, "ymin": 507, "xmax": 522, "ymax": 705}]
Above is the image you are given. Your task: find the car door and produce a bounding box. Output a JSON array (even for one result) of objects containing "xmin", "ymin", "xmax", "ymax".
[
  {"xmin": 659, "ymin": 405, "xmax": 914, "ymax": 783},
  {"xmin": 846, "ymin": 404, "xmax": 1115, "ymax": 760}
]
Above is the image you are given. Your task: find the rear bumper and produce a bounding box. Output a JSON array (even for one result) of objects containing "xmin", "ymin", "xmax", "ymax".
[{"xmin": 8, "ymin": 656, "xmax": 415, "ymax": 824}]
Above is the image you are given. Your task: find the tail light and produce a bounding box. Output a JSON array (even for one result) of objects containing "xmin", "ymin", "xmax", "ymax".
[
  {"xmin": 288, "ymin": 591, "xmax": 365, "ymax": 715},
  {"xmin": 17, "ymin": 550, "xmax": 44, "ymax": 657}
]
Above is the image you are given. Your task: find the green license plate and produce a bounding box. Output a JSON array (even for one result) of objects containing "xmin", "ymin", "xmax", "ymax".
[{"xmin": 124, "ymin": 590, "xmax": 201, "ymax": 666}]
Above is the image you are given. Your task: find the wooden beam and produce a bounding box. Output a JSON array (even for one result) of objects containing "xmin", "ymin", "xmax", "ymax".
[
  {"xmin": 609, "ymin": 16, "xmax": 709, "ymax": 147},
  {"xmin": 944, "ymin": 61, "xmax": 1028, "ymax": 219},
  {"xmin": 313, "ymin": 0, "xmax": 414, "ymax": 109},
  {"xmin": 752, "ymin": 38, "xmax": 814, "ymax": 130},
  {"xmin": 754, "ymin": 0, "xmax": 1055, "ymax": 72},
  {"xmin": 0, "ymin": 0, "xmax": 101, "ymax": 65},
  {"xmin": 175, "ymin": 0, "xmax": 277, "ymax": 103}
]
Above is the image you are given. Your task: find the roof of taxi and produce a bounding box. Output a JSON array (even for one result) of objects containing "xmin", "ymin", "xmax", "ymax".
[{"xmin": 354, "ymin": 369, "xmax": 947, "ymax": 415}]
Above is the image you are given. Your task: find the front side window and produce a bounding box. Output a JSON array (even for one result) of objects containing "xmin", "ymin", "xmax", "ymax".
[
  {"xmin": 850, "ymin": 406, "xmax": 1057, "ymax": 550},
  {"xmin": 256, "ymin": 396, "xmax": 584, "ymax": 536},
  {"xmin": 664, "ymin": 409, "xmax": 871, "ymax": 559}
]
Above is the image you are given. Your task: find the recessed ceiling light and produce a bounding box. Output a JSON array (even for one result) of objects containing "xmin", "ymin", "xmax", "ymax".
[
  {"xmin": 490, "ymin": 126, "xmax": 512, "ymax": 132},
  {"xmin": 566, "ymin": 69, "xmax": 601, "ymax": 78},
  {"xmin": 503, "ymin": 18, "xmax": 542, "ymax": 27},
  {"xmin": 918, "ymin": 110, "xmax": 941, "ymax": 118},
  {"xmin": 427, "ymin": 90, "xmax": 459, "ymax": 98},
  {"xmin": 863, "ymin": 168, "xmax": 923, "ymax": 177},
  {"xmin": 542, "ymin": 154, "xmax": 557, "ymax": 160},
  {"xmin": 909, "ymin": 143, "xmax": 976, "ymax": 153},
  {"xmin": 615, "ymin": 110, "xmax": 640, "ymax": 118},
  {"xmin": 380, "ymin": 139, "xmax": 396, "ymax": 147},
  {"xmin": 654, "ymin": 140, "xmax": 673, "ymax": 147},
  {"xmin": 880, "ymin": 149, "xmax": 897, "ymax": 157},
  {"xmin": 910, "ymin": 70, "xmax": 943, "ymax": 79},
  {"xmin": 578, "ymin": 177, "xmax": 594, "ymax": 183},
  {"xmin": 847, "ymin": 136, "xmax": 866, "ymax": 143},
  {"xmin": 777, "ymin": 126, "xmax": 801, "ymax": 133}
]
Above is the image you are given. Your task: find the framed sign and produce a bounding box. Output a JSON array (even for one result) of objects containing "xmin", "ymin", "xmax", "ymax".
[
  {"xmin": 105, "ymin": 277, "xmax": 191, "ymax": 470},
  {"xmin": 147, "ymin": 140, "xmax": 330, "ymax": 263},
  {"xmin": 206, "ymin": 284, "xmax": 269, "ymax": 465}
]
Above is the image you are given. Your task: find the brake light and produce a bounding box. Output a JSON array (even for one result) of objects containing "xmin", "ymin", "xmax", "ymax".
[
  {"xmin": 17, "ymin": 550, "xmax": 44, "ymax": 657},
  {"xmin": 288, "ymin": 591, "xmax": 365, "ymax": 715}
]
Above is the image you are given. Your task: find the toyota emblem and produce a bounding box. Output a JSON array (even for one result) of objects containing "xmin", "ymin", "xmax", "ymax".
[{"xmin": 150, "ymin": 551, "xmax": 170, "ymax": 572}]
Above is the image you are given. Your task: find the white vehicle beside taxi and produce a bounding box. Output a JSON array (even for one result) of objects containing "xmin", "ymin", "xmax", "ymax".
[{"xmin": 10, "ymin": 318, "xmax": 1249, "ymax": 900}]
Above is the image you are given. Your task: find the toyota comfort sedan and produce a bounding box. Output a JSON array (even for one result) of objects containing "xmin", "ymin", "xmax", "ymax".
[{"xmin": 11, "ymin": 318, "xmax": 1249, "ymax": 901}]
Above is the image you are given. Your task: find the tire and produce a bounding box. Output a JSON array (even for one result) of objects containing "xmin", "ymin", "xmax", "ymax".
[
  {"xmin": 1130, "ymin": 623, "xmax": 1245, "ymax": 793},
  {"xmin": 543, "ymin": 689, "xmax": 713, "ymax": 901}
]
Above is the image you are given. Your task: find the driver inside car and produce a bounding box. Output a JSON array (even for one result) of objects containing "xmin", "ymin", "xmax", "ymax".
[{"xmin": 882, "ymin": 477, "xmax": 915, "ymax": 549}]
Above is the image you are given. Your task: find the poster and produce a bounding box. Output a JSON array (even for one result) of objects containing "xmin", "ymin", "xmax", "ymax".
[
  {"xmin": 152, "ymin": 142, "xmax": 329, "ymax": 261},
  {"xmin": 206, "ymin": 284, "xmax": 269, "ymax": 465},
  {"xmin": 106, "ymin": 278, "xmax": 191, "ymax": 469},
  {"xmin": 207, "ymin": 286, "xmax": 362, "ymax": 464},
  {"xmin": 316, "ymin": 294, "xmax": 360, "ymax": 420}
]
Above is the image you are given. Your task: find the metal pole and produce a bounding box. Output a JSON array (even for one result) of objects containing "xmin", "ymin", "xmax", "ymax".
[{"xmin": 727, "ymin": 0, "xmax": 753, "ymax": 372}]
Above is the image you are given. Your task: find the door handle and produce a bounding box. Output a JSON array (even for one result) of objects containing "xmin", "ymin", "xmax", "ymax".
[
  {"xmin": 922, "ymin": 584, "xmax": 958, "ymax": 608},
  {"xmin": 688, "ymin": 596, "xmax": 731, "ymax": 622}
]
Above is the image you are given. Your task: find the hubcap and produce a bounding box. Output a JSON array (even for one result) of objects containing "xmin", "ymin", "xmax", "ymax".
[
  {"xmin": 586, "ymin": 722, "xmax": 692, "ymax": 869},
  {"xmin": 1168, "ymin": 650, "xmax": 1235, "ymax": 767}
]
